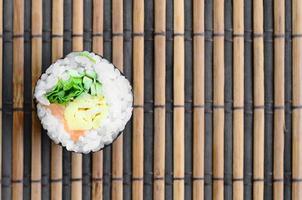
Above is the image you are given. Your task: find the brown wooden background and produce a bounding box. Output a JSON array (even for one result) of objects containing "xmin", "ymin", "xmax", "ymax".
[{"xmin": 0, "ymin": 0, "xmax": 302, "ymax": 199}]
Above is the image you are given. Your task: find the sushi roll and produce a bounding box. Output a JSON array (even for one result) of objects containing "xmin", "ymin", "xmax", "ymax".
[{"xmin": 34, "ymin": 51, "xmax": 133, "ymax": 153}]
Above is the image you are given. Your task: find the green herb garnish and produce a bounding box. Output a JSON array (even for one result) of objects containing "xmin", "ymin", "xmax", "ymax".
[{"xmin": 46, "ymin": 70, "xmax": 103, "ymax": 104}]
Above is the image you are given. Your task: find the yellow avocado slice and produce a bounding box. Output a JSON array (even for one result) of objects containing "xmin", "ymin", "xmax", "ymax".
[{"xmin": 64, "ymin": 94, "xmax": 108, "ymax": 131}]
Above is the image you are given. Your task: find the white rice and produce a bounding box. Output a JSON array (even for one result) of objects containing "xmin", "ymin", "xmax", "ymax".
[{"xmin": 34, "ymin": 51, "xmax": 133, "ymax": 153}]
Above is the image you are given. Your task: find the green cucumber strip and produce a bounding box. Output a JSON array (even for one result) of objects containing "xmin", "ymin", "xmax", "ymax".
[
  {"xmin": 85, "ymin": 70, "xmax": 97, "ymax": 80},
  {"xmin": 95, "ymin": 82, "xmax": 102, "ymax": 95},
  {"xmin": 90, "ymin": 83, "xmax": 97, "ymax": 96},
  {"xmin": 79, "ymin": 52, "xmax": 96, "ymax": 63},
  {"xmin": 83, "ymin": 76, "xmax": 93, "ymax": 90},
  {"xmin": 68, "ymin": 69, "xmax": 82, "ymax": 77}
]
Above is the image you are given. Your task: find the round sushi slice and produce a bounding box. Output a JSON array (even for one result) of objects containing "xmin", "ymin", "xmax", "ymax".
[{"xmin": 34, "ymin": 51, "xmax": 133, "ymax": 153}]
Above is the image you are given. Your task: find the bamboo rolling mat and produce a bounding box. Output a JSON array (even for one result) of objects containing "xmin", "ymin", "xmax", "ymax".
[{"xmin": 0, "ymin": 0, "xmax": 301, "ymax": 199}]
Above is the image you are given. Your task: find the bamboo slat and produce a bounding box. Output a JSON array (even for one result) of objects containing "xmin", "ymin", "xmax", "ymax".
[
  {"xmin": 111, "ymin": 0, "xmax": 123, "ymax": 199},
  {"xmin": 153, "ymin": 0, "xmax": 166, "ymax": 199},
  {"xmin": 273, "ymin": 0, "xmax": 285, "ymax": 199},
  {"xmin": 253, "ymin": 0, "xmax": 265, "ymax": 199},
  {"xmin": 12, "ymin": 0, "xmax": 24, "ymax": 199},
  {"xmin": 71, "ymin": 1, "xmax": 84, "ymax": 200},
  {"xmin": 0, "ymin": 0, "xmax": 3, "ymax": 197},
  {"xmin": 213, "ymin": 0, "xmax": 224, "ymax": 199},
  {"xmin": 233, "ymin": 0, "xmax": 244, "ymax": 199},
  {"xmin": 51, "ymin": 1, "xmax": 64, "ymax": 199},
  {"xmin": 31, "ymin": 0, "xmax": 42, "ymax": 199},
  {"xmin": 173, "ymin": 0, "xmax": 184, "ymax": 199},
  {"xmin": 72, "ymin": 0, "xmax": 84, "ymax": 51},
  {"xmin": 192, "ymin": 0, "xmax": 204, "ymax": 200},
  {"xmin": 92, "ymin": 0, "xmax": 104, "ymax": 199},
  {"xmin": 92, "ymin": 0, "xmax": 104, "ymax": 54},
  {"xmin": 292, "ymin": 0, "xmax": 302, "ymax": 199},
  {"xmin": 132, "ymin": 0, "xmax": 144, "ymax": 199}
]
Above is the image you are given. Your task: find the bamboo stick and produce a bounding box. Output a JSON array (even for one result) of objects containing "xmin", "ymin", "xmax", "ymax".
[
  {"xmin": 72, "ymin": 0, "xmax": 83, "ymax": 51},
  {"xmin": 31, "ymin": 0, "xmax": 43, "ymax": 199},
  {"xmin": 71, "ymin": 1, "xmax": 84, "ymax": 200},
  {"xmin": 232, "ymin": 0, "xmax": 244, "ymax": 199},
  {"xmin": 51, "ymin": 1, "xmax": 63, "ymax": 199},
  {"xmin": 111, "ymin": 0, "xmax": 123, "ymax": 199},
  {"xmin": 92, "ymin": 0, "xmax": 104, "ymax": 54},
  {"xmin": 173, "ymin": 0, "xmax": 184, "ymax": 199},
  {"xmin": 12, "ymin": 0, "xmax": 24, "ymax": 199},
  {"xmin": 92, "ymin": 0, "xmax": 104, "ymax": 199},
  {"xmin": 253, "ymin": 0, "xmax": 265, "ymax": 199},
  {"xmin": 273, "ymin": 0, "xmax": 285, "ymax": 199},
  {"xmin": 132, "ymin": 0, "xmax": 144, "ymax": 199},
  {"xmin": 153, "ymin": 0, "xmax": 166, "ymax": 199},
  {"xmin": 213, "ymin": 0, "xmax": 224, "ymax": 199},
  {"xmin": 192, "ymin": 0, "xmax": 204, "ymax": 199},
  {"xmin": 0, "ymin": 0, "xmax": 3, "ymax": 197},
  {"xmin": 292, "ymin": 0, "xmax": 302, "ymax": 199}
]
